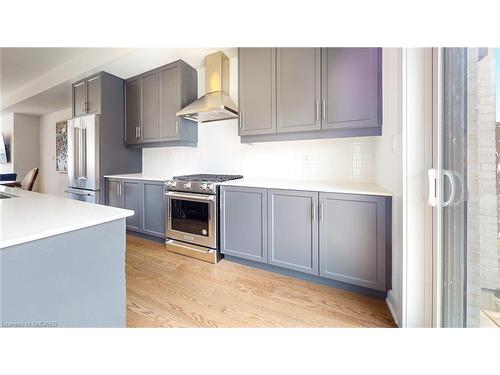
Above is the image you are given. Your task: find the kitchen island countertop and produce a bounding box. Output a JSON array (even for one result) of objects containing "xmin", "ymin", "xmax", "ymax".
[{"xmin": 0, "ymin": 186, "xmax": 133, "ymax": 249}]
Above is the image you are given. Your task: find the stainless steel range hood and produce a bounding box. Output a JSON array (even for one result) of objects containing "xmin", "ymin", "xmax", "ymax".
[{"xmin": 176, "ymin": 51, "xmax": 238, "ymax": 123}]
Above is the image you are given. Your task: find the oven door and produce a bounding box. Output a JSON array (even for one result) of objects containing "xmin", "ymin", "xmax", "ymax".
[{"xmin": 165, "ymin": 191, "xmax": 217, "ymax": 249}]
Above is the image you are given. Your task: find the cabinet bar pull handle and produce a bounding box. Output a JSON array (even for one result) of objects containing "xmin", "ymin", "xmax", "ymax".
[
  {"xmin": 138, "ymin": 126, "xmax": 141, "ymax": 138},
  {"xmin": 319, "ymin": 202, "xmax": 324, "ymax": 222},
  {"xmin": 322, "ymin": 99, "xmax": 326, "ymax": 120},
  {"xmin": 176, "ymin": 121, "xmax": 179, "ymax": 134},
  {"xmin": 316, "ymin": 100, "xmax": 320, "ymax": 121},
  {"xmin": 240, "ymin": 111, "xmax": 243, "ymax": 130},
  {"xmin": 311, "ymin": 202, "xmax": 316, "ymax": 222},
  {"xmin": 117, "ymin": 183, "xmax": 119, "ymax": 196}
]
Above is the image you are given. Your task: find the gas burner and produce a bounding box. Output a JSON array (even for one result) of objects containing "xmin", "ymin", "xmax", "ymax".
[
  {"xmin": 172, "ymin": 174, "xmax": 244, "ymax": 183},
  {"xmin": 166, "ymin": 174, "xmax": 243, "ymax": 194}
]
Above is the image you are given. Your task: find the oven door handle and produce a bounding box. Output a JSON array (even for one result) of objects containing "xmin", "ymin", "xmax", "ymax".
[{"xmin": 164, "ymin": 191, "xmax": 215, "ymax": 202}]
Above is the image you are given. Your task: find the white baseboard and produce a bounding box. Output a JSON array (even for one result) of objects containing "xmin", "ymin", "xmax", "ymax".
[{"xmin": 386, "ymin": 289, "xmax": 401, "ymax": 327}]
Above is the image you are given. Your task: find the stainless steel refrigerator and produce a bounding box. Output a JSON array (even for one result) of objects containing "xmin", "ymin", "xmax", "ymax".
[{"xmin": 66, "ymin": 114, "xmax": 101, "ymax": 203}]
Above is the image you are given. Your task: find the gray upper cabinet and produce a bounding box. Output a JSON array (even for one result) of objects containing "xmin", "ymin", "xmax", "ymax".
[
  {"xmin": 122, "ymin": 180, "xmax": 142, "ymax": 231},
  {"xmin": 141, "ymin": 71, "xmax": 159, "ymax": 142},
  {"xmin": 73, "ymin": 80, "xmax": 87, "ymax": 117},
  {"xmin": 106, "ymin": 178, "xmax": 123, "ymax": 209},
  {"xmin": 238, "ymin": 48, "xmax": 276, "ymax": 135},
  {"xmin": 86, "ymin": 75, "xmax": 101, "ymax": 115},
  {"xmin": 125, "ymin": 60, "xmax": 198, "ymax": 147},
  {"xmin": 321, "ymin": 48, "xmax": 382, "ymax": 130},
  {"xmin": 158, "ymin": 63, "xmax": 180, "ymax": 140},
  {"xmin": 125, "ymin": 78, "xmax": 142, "ymax": 145},
  {"xmin": 319, "ymin": 193, "xmax": 389, "ymax": 291},
  {"xmin": 268, "ymin": 189, "xmax": 319, "ymax": 275},
  {"xmin": 220, "ymin": 186, "xmax": 268, "ymax": 263},
  {"xmin": 276, "ymin": 48, "xmax": 321, "ymax": 133},
  {"xmin": 239, "ymin": 48, "xmax": 383, "ymax": 142},
  {"xmin": 72, "ymin": 74, "xmax": 102, "ymax": 117},
  {"xmin": 142, "ymin": 181, "xmax": 166, "ymax": 238}
]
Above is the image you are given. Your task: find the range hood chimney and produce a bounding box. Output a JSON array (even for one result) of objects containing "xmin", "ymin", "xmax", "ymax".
[{"xmin": 176, "ymin": 51, "xmax": 238, "ymax": 123}]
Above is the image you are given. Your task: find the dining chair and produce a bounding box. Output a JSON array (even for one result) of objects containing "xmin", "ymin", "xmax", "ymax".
[{"xmin": 20, "ymin": 168, "xmax": 39, "ymax": 191}]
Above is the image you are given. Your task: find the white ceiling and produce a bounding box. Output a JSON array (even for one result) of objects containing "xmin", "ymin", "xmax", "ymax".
[
  {"xmin": 1, "ymin": 47, "xmax": 237, "ymax": 116},
  {"xmin": 1, "ymin": 48, "xmax": 90, "ymax": 95}
]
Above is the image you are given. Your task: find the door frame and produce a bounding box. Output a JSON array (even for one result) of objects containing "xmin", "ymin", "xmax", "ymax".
[
  {"xmin": 401, "ymin": 48, "xmax": 435, "ymax": 327},
  {"xmin": 431, "ymin": 48, "xmax": 444, "ymax": 328}
]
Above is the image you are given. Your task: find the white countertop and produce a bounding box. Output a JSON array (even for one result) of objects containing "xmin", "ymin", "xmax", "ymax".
[
  {"xmin": 104, "ymin": 173, "xmax": 171, "ymax": 181},
  {"xmin": 220, "ymin": 178, "xmax": 392, "ymax": 197},
  {"xmin": 0, "ymin": 186, "xmax": 134, "ymax": 249}
]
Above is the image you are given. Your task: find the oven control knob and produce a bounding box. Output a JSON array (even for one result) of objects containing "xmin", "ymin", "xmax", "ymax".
[
  {"xmin": 200, "ymin": 183, "xmax": 208, "ymax": 191},
  {"xmin": 183, "ymin": 182, "xmax": 191, "ymax": 189},
  {"xmin": 207, "ymin": 184, "xmax": 215, "ymax": 192},
  {"xmin": 167, "ymin": 181, "xmax": 176, "ymax": 188}
]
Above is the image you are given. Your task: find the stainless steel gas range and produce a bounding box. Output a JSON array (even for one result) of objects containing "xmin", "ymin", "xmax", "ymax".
[{"xmin": 164, "ymin": 174, "xmax": 243, "ymax": 263}]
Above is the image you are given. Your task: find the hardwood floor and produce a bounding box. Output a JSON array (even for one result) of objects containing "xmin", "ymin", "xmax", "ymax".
[{"xmin": 126, "ymin": 235, "xmax": 396, "ymax": 328}]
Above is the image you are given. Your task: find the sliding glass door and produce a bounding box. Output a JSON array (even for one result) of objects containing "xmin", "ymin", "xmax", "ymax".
[{"xmin": 434, "ymin": 48, "xmax": 500, "ymax": 327}]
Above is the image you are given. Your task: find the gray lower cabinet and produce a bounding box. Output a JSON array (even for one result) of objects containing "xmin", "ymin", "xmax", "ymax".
[
  {"xmin": 220, "ymin": 185, "xmax": 391, "ymax": 292},
  {"xmin": 238, "ymin": 48, "xmax": 276, "ymax": 136},
  {"xmin": 106, "ymin": 178, "xmax": 123, "ymax": 208},
  {"xmin": 142, "ymin": 181, "xmax": 166, "ymax": 237},
  {"xmin": 123, "ymin": 180, "xmax": 142, "ymax": 231},
  {"xmin": 319, "ymin": 193, "xmax": 389, "ymax": 291},
  {"xmin": 321, "ymin": 48, "xmax": 382, "ymax": 130},
  {"xmin": 105, "ymin": 178, "xmax": 166, "ymax": 238},
  {"xmin": 220, "ymin": 186, "xmax": 268, "ymax": 263},
  {"xmin": 268, "ymin": 189, "xmax": 319, "ymax": 275},
  {"xmin": 277, "ymin": 48, "xmax": 321, "ymax": 133}
]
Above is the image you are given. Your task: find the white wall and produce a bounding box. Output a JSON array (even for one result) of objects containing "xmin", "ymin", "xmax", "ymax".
[
  {"xmin": 38, "ymin": 107, "xmax": 72, "ymax": 197},
  {"xmin": 0, "ymin": 112, "xmax": 39, "ymax": 187},
  {"xmin": 0, "ymin": 111, "xmax": 14, "ymax": 173},
  {"xmin": 143, "ymin": 55, "xmax": 375, "ymax": 182},
  {"xmin": 144, "ymin": 123, "xmax": 375, "ymax": 181},
  {"xmin": 12, "ymin": 113, "xmax": 39, "ymax": 183},
  {"xmin": 374, "ymin": 48, "xmax": 404, "ymax": 326}
]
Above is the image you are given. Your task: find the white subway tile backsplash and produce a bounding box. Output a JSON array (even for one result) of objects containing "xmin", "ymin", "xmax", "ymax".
[{"xmin": 143, "ymin": 119, "xmax": 376, "ymax": 182}]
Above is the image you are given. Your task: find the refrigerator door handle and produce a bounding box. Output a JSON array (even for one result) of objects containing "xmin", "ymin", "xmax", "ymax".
[{"xmin": 77, "ymin": 127, "xmax": 87, "ymax": 180}]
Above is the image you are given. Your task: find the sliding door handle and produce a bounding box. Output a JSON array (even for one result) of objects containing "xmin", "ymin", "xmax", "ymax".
[
  {"xmin": 428, "ymin": 168, "xmax": 457, "ymax": 207},
  {"xmin": 442, "ymin": 170, "xmax": 456, "ymax": 207}
]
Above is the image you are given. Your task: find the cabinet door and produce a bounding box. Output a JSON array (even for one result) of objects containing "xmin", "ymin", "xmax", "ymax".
[
  {"xmin": 268, "ymin": 189, "xmax": 319, "ymax": 275},
  {"xmin": 239, "ymin": 48, "xmax": 276, "ymax": 135},
  {"xmin": 276, "ymin": 48, "xmax": 321, "ymax": 133},
  {"xmin": 220, "ymin": 186, "xmax": 268, "ymax": 263},
  {"xmin": 158, "ymin": 63, "xmax": 180, "ymax": 140},
  {"xmin": 86, "ymin": 75, "xmax": 101, "ymax": 115},
  {"xmin": 106, "ymin": 179, "xmax": 123, "ymax": 208},
  {"xmin": 321, "ymin": 48, "xmax": 382, "ymax": 130},
  {"xmin": 125, "ymin": 78, "xmax": 142, "ymax": 144},
  {"xmin": 319, "ymin": 193, "xmax": 388, "ymax": 291},
  {"xmin": 73, "ymin": 80, "xmax": 87, "ymax": 117},
  {"xmin": 142, "ymin": 181, "xmax": 166, "ymax": 237},
  {"xmin": 123, "ymin": 180, "xmax": 142, "ymax": 231},
  {"xmin": 141, "ymin": 71, "xmax": 159, "ymax": 142}
]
